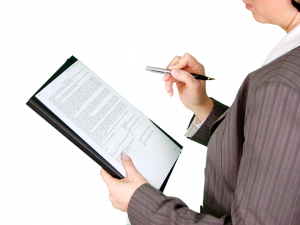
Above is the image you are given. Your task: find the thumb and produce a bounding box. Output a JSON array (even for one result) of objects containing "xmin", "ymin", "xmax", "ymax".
[
  {"xmin": 171, "ymin": 69, "xmax": 199, "ymax": 89},
  {"xmin": 122, "ymin": 154, "xmax": 138, "ymax": 177}
]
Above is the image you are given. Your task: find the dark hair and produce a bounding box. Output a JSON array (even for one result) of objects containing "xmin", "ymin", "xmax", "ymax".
[{"xmin": 292, "ymin": 0, "xmax": 300, "ymax": 12}]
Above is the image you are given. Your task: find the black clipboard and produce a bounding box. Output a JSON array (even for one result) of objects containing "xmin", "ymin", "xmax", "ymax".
[{"xmin": 26, "ymin": 56, "xmax": 182, "ymax": 192}]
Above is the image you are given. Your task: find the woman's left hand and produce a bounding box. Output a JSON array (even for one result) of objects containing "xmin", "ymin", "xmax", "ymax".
[{"xmin": 100, "ymin": 154, "xmax": 148, "ymax": 212}]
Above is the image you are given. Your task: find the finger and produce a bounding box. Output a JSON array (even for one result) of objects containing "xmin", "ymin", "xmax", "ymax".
[
  {"xmin": 168, "ymin": 88, "xmax": 173, "ymax": 97},
  {"xmin": 167, "ymin": 56, "xmax": 181, "ymax": 68},
  {"xmin": 165, "ymin": 81, "xmax": 171, "ymax": 93},
  {"xmin": 99, "ymin": 168, "xmax": 107, "ymax": 182},
  {"xmin": 162, "ymin": 74, "xmax": 172, "ymax": 87},
  {"xmin": 164, "ymin": 74, "xmax": 180, "ymax": 92},
  {"xmin": 99, "ymin": 168, "xmax": 116, "ymax": 189},
  {"xmin": 171, "ymin": 69, "xmax": 199, "ymax": 89},
  {"xmin": 171, "ymin": 51, "xmax": 199, "ymax": 73},
  {"xmin": 122, "ymin": 156, "xmax": 138, "ymax": 177},
  {"xmin": 165, "ymin": 75, "xmax": 183, "ymax": 96},
  {"xmin": 167, "ymin": 74, "xmax": 182, "ymax": 84},
  {"xmin": 161, "ymin": 74, "xmax": 171, "ymax": 82},
  {"xmin": 167, "ymin": 55, "xmax": 181, "ymax": 70},
  {"xmin": 170, "ymin": 52, "xmax": 190, "ymax": 70},
  {"xmin": 166, "ymin": 75, "xmax": 182, "ymax": 88},
  {"xmin": 163, "ymin": 74, "xmax": 171, "ymax": 81},
  {"xmin": 178, "ymin": 53, "xmax": 206, "ymax": 75}
]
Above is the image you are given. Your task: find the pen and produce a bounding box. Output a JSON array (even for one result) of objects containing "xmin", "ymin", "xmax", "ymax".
[
  {"xmin": 191, "ymin": 73, "xmax": 216, "ymax": 81},
  {"xmin": 146, "ymin": 66, "xmax": 215, "ymax": 81}
]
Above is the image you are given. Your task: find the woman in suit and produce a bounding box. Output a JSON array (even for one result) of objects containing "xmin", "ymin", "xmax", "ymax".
[{"xmin": 101, "ymin": 0, "xmax": 300, "ymax": 224}]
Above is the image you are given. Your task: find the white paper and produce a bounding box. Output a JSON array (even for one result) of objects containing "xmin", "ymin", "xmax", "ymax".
[{"xmin": 36, "ymin": 60, "xmax": 181, "ymax": 189}]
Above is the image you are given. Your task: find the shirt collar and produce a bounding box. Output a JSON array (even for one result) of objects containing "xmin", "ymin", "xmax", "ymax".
[{"xmin": 262, "ymin": 23, "xmax": 300, "ymax": 66}]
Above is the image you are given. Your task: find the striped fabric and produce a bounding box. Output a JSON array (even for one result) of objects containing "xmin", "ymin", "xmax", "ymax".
[{"xmin": 127, "ymin": 46, "xmax": 300, "ymax": 225}]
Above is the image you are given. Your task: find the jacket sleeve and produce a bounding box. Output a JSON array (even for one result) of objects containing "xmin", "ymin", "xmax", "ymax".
[
  {"xmin": 230, "ymin": 81, "xmax": 300, "ymax": 224},
  {"xmin": 128, "ymin": 183, "xmax": 231, "ymax": 225},
  {"xmin": 187, "ymin": 98, "xmax": 229, "ymax": 147},
  {"xmin": 127, "ymin": 98, "xmax": 231, "ymax": 225}
]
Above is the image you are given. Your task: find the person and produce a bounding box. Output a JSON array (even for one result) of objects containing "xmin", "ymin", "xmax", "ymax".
[{"xmin": 100, "ymin": 0, "xmax": 300, "ymax": 224}]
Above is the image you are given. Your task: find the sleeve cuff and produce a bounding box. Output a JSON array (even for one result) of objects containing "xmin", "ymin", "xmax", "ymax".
[{"xmin": 184, "ymin": 116, "xmax": 207, "ymax": 138}]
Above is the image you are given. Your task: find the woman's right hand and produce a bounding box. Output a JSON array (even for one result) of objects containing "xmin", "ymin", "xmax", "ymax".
[{"xmin": 163, "ymin": 53, "xmax": 213, "ymax": 121}]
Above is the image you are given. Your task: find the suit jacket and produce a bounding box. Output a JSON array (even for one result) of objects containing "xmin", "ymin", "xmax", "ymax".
[{"xmin": 127, "ymin": 46, "xmax": 300, "ymax": 225}]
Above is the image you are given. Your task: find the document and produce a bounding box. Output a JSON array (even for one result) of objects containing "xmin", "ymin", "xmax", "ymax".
[{"xmin": 36, "ymin": 60, "xmax": 181, "ymax": 189}]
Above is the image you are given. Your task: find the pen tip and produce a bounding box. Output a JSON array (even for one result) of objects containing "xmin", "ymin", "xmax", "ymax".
[{"xmin": 209, "ymin": 78, "xmax": 215, "ymax": 80}]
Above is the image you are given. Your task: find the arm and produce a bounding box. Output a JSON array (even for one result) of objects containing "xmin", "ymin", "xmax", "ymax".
[
  {"xmin": 127, "ymin": 98, "xmax": 230, "ymax": 225},
  {"xmin": 128, "ymin": 81, "xmax": 300, "ymax": 224},
  {"xmin": 128, "ymin": 183, "xmax": 231, "ymax": 225},
  {"xmin": 186, "ymin": 98, "xmax": 229, "ymax": 146},
  {"xmin": 190, "ymin": 95, "xmax": 215, "ymax": 123},
  {"xmin": 230, "ymin": 81, "xmax": 300, "ymax": 224}
]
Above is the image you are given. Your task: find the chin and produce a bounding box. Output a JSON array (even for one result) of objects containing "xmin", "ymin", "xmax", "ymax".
[
  {"xmin": 251, "ymin": 13, "xmax": 270, "ymax": 25},
  {"xmin": 252, "ymin": 13, "xmax": 269, "ymax": 24}
]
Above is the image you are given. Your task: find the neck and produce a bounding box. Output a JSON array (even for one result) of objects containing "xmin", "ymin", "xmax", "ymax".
[{"xmin": 284, "ymin": 12, "xmax": 300, "ymax": 33}]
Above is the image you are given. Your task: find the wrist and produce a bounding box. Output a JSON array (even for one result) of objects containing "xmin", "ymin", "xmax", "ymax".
[{"xmin": 190, "ymin": 98, "xmax": 214, "ymax": 122}]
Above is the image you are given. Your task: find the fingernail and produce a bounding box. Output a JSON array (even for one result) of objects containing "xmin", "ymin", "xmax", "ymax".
[
  {"xmin": 163, "ymin": 74, "xmax": 166, "ymax": 81},
  {"xmin": 172, "ymin": 70, "xmax": 179, "ymax": 76},
  {"xmin": 122, "ymin": 153, "xmax": 130, "ymax": 161},
  {"xmin": 169, "ymin": 63, "xmax": 176, "ymax": 69},
  {"xmin": 168, "ymin": 91, "xmax": 172, "ymax": 97}
]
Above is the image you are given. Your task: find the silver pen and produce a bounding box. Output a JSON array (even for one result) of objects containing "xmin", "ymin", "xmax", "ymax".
[{"xmin": 144, "ymin": 66, "xmax": 216, "ymax": 81}]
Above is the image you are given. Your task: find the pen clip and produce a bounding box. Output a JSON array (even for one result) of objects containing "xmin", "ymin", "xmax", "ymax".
[{"xmin": 146, "ymin": 66, "xmax": 171, "ymax": 76}]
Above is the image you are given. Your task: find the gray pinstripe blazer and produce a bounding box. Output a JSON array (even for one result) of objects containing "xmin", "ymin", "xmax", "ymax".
[{"xmin": 128, "ymin": 46, "xmax": 300, "ymax": 225}]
